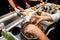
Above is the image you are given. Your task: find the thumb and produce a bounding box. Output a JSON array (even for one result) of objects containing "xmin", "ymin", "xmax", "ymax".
[{"xmin": 35, "ymin": 19, "xmax": 42, "ymax": 25}]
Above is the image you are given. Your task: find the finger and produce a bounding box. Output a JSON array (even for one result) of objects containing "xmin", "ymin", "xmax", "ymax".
[
  {"xmin": 24, "ymin": 29, "xmax": 29, "ymax": 34},
  {"xmin": 30, "ymin": 17, "xmax": 36, "ymax": 22},
  {"xmin": 24, "ymin": 29, "xmax": 33, "ymax": 34},
  {"xmin": 35, "ymin": 19, "xmax": 42, "ymax": 25},
  {"xmin": 31, "ymin": 15, "xmax": 37, "ymax": 18},
  {"xmin": 40, "ymin": 0, "xmax": 43, "ymax": 3}
]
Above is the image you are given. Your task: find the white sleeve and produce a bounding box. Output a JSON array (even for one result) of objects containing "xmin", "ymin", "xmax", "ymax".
[{"xmin": 50, "ymin": 10, "xmax": 60, "ymax": 22}]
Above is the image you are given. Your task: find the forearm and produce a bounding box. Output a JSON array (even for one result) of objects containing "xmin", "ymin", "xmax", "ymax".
[
  {"xmin": 35, "ymin": 29, "xmax": 49, "ymax": 40},
  {"xmin": 42, "ymin": 16, "xmax": 52, "ymax": 21},
  {"xmin": 8, "ymin": 0, "xmax": 17, "ymax": 9},
  {"xmin": 37, "ymin": 15, "xmax": 52, "ymax": 21}
]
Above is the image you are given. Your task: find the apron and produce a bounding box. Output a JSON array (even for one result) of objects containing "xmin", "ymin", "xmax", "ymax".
[
  {"xmin": 27, "ymin": 0, "xmax": 40, "ymax": 7},
  {"xmin": 16, "ymin": 0, "xmax": 26, "ymax": 9}
]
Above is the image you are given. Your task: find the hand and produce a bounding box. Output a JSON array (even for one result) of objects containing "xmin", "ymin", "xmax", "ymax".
[
  {"xmin": 26, "ymin": 2, "xmax": 30, "ymax": 8},
  {"xmin": 24, "ymin": 24, "xmax": 41, "ymax": 36},
  {"xmin": 24, "ymin": 24, "xmax": 49, "ymax": 40},
  {"xmin": 14, "ymin": 8, "xmax": 20, "ymax": 13},
  {"xmin": 30, "ymin": 16, "xmax": 37, "ymax": 24},
  {"xmin": 40, "ymin": 0, "xmax": 43, "ymax": 2},
  {"xmin": 40, "ymin": 2, "xmax": 45, "ymax": 7},
  {"xmin": 30, "ymin": 15, "xmax": 43, "ymax": 24},
  {"xmin": 20, "ymin": 8, "xmax": 25, "ymax": 12},
  {"xmin": 17, "ymin": 6, "xmax": 24, "ymax": 12},
  {"xmin": 30, "ymin": 15, "xmax": 52, "ymax": 24},
  {"xmin": 26, "ymin": 4, "xmax": 30, "ymax": 8}
]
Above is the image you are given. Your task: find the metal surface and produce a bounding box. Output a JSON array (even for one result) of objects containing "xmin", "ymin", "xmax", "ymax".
[{"xmin": 0, "ymin": 12, "xmax": 17, "ymax": 23}]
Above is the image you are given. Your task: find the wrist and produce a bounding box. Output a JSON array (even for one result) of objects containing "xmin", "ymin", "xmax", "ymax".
[
  {"xmin": 14, "ymin": 8, "xmax": 18, "ymax": 10},
  {"xmin": 14, "ymin": 8, "xmax": 20, "ymax": 13},
  {"xmin": 14, "ymin": 8, "xmax": 18, "ymax": 11},
  {"xmin": 38, "ymin": 16, "xmax": 52, "ymax": 21},
  {"xmin": 17, "ymin": 6, "xmax": 23, "ymax": 10},
  {"xmin": 43, "ymin": 16, "xmax": 52, "ymax": 21}
]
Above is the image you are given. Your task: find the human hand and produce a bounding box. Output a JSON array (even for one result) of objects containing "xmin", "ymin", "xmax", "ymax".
[
  {"xmin": 30, "ymin": 15, "xmax": 43, "ymax": 24},
  {"xmin": 24, "ymin": 24, "xmax": 41, "ymax": 37},
  {"xmin": 20, "ymin": 8, "xmax": 25, "ymax": 12},
  {"xmin": 14, "ymin": 8, "xmax": 20, "ymax": 13},
  {"xmin": 30, "ymin": 15, "xmax": 52, "ymax": 24},
  {"xmin": 17, "ymin": 6, "xmax": 24, "ymax": 12},
  {"xmin": 24, "ymin": 24, "xmax": 49, "ymax": 40},
  {"xmin": 26, "ymin": 2, "xmax": 30, "ymax": 8},
  {"xmin": 26, "ymin": 4, "xmax": 30, "ymax": 8},
  {"xmin": 40, "ymin": 2, "xmax": 45, "ymax": 7},
  {"xmin": 40, "ymin": 0, "xmax": 43, "ymax": 2}
]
